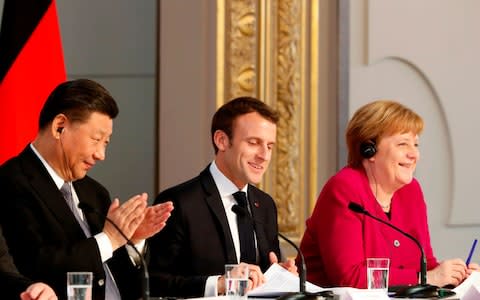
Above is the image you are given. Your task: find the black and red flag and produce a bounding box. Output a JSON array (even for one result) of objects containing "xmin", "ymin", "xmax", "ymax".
[{"xmin": 0, "ymin": 0, "xmax": 66, "ymax": 164}]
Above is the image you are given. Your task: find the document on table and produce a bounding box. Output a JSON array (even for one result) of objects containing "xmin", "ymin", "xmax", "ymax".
[
  {"xmin": 247, "ymin": 263, "xmax": 324, "ymax": 297},
  {"xmin": 453, "ymin": 271, "xmax": 480, "ymax": 299}
]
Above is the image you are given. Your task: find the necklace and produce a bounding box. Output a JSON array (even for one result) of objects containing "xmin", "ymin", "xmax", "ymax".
[{"xmin": 379, "ymin": 202, "xmax": 391, "ymax": 210}]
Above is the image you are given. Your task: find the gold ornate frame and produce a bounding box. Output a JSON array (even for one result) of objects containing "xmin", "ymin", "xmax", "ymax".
[{"xmin": 216, "ymin": 0, "xmax": 319, "ymax": 240}]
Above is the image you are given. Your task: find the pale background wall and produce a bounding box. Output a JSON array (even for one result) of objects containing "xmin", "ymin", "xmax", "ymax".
[
  {"xmin": 55, "ymin": 1, "xmax": 158, "ymax": 202},
  {"xmin": 349, "ymin": 0, "xmax": 480, "ymax": 260},
  {"xmin": 157, "ymin": 0, "xmax": 217, "ymax": 190},
  {"xmin": 2, "ymin": 0, "xmax": 479, "ymax": 261}
]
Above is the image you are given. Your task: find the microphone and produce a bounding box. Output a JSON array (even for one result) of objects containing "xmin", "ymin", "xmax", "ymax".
[
  {"xmin": 276, "ymin": 233, "xmax": 336, "ymax": 300},
  {"xmin": 231, "ymin": 205, "xmax": 336, "ymax": 300},
  {"xmin": 278, "ymin": 232, "xmax": 306, "ymax": 293},
  {"xmin": 348, "ymin": 202, "xmax": 454, "ymax": 298},
  {"xmin": 78, "ymin": 202, "xmax": 150, "ymax": 300}
]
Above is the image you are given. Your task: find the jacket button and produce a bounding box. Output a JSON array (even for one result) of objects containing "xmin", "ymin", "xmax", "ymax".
[
  {"xmin": 98, "ymin": 279, "xmax": 105, "ymax": 286},
  {"xmin": 394, "ymin": 240, "xmax": 400, "ymax": 247}
]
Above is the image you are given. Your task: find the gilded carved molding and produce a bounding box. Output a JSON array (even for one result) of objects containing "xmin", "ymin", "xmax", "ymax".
[
  {"xmin": 274, "ymin": 0, "xmax": 302, "ymax": 234},
  {"xmin": 217, "ymin": 0, "xmax": 315, "ymax": 238},
  {"xmin": 227, "ymin": 0, "xmax": 258, "ymax": 98}
]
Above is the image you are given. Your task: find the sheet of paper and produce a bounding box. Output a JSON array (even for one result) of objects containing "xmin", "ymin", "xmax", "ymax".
[
  {"xmin": 347, "ymin": 289, "xmax": 390, "ymax": 300},
  {"xmin": 453, "ymin": 271, "xmax": 480, "ymax": 298},
  {"xmin": 461, "ymin": 285, "xmax": 480, "ymax": 300},
  {"xmin": 247, "ymin": 263, "xmax": 324, "ymax": 297}
]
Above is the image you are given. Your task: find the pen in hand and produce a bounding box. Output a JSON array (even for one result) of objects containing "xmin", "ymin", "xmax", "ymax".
[{"xmin": 466, "ymin": 239, "xmax": 478, "ymax": 266}]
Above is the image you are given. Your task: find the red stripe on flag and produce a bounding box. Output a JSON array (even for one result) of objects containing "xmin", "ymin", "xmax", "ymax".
[{"xmin": 0, "ymin": 1, "xmax": 66, "ymax": 164}]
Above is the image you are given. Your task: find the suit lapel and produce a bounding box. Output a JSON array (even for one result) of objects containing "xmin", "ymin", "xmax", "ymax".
[
  {"xmin": 199, "ymin": 167, "xmax": 237, "ymax": 264},
  {"xmin": 19, "ymin": 147, "xmax": 86, "ymax": 237},
  {"xmin": 248, "ymin": 186, "xmax": 270, "ymax": 266}
]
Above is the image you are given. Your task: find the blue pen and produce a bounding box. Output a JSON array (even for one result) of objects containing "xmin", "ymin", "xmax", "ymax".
[{"xmin": 466, "ymin": 239, "xmax": 478, "ymax": 266}]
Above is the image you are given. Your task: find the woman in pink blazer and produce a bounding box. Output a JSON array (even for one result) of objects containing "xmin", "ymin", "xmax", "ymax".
[{"xmin": 299, "ymin": 100, "xmax": 477, "ymax": 290}]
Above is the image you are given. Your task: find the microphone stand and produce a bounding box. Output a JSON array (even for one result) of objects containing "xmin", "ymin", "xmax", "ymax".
[
  {"xmin": 277, "ymin": 233, "xmax": 337, "ymax": 300},
  {"xmin": 278, "ymin": 233, "xmax": 306, "ymax": 294},
  {"xmin": 348, "ymin": 202, "xmax": 455, "ymax": 298},
  {"xmin": 105, "ymin": 217, "xmax": 150, "ymax": 300},
  {"xmin": 78, "ymin": 203, "xmax": 150, "ymax": 300},
  {"xmin": 231, "ymin": 205, "xmax": 337, "ymax": 300}
]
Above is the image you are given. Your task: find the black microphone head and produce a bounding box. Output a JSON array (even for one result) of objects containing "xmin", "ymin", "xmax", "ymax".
[
  {"xmin": 348, "ymin": 202, "xmax": 366, "ymax": 214},
  {"xmin": 232, "ymin": 204, "xmax": 247, "ymax": 216}
]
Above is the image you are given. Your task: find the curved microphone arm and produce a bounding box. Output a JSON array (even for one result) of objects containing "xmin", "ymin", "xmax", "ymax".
[
  {"xmin": 232, "ymin": 205, "xmax": 307, "ymax": 293},
  {"xmin": 278, "ymin": 232, "xmax": 306, "ymax": 293},
  {"xmin": 78, "ymin": 202, "xmax": 150, "ymax": 300},
  {"xmin": 366, "ymin": 211, "xmax": 426, "ymax": 285},
  {"xmin": 348, "ymin": 202, "xmax": 427, "ymax": 285},
  {"xmin": 231, "ymin": 204, "xmax": 337, "ymax": 300}
]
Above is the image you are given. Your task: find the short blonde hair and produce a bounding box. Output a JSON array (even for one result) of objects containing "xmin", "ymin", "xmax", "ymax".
[{"xmin": 346, "ymin": 100, "xmax": 424, "ymax": 168}]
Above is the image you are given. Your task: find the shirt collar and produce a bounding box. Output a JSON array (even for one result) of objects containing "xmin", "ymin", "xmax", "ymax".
[
  {"xmin": 30, "ymin": 143, "xmax": 66, "ymax": 189},
  {"xmin": 209, "ymin": 160, "xmax": 248, "ymax": 197}
]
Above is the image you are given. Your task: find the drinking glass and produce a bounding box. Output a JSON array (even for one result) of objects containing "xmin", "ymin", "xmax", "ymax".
[
  {"xmin": 67, "ymin": 272, "xmax": 93, "ymax": 300},
  {"xmin": 367, "ymin": 258, "xmax": 389, "ymax": 292},
  {"xmin": 225, "ymin": 264, "xmax": 249, "ymax": 300}
]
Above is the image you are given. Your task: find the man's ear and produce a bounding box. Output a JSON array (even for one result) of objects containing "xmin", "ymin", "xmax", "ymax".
[
  {"xmin": 51, "ymin": 114, "xmax": 68, "ymax": 138},
  {"xmin": 213, "ymin": 130, "xmax": 229, "ymax": 152}
]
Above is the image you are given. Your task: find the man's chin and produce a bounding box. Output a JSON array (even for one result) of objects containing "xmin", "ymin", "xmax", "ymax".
[
  {"xmin": 248, "ymin": 175, "xmax": 264, "ymax": 185},
  {"xmin": 72, "ymin": 170, "xmax": 88, "ymax": 181}
]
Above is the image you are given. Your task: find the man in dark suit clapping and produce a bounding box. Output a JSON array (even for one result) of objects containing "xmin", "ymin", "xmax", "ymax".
[{"xmin": 0, "ymin": 79, "xmax": 173, "ymax": 300}]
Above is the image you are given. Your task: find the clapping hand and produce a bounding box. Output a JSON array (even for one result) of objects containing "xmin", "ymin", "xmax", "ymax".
[{"xmin": 131, "ymin": 201, "xmax": 174, "ymax": 243}]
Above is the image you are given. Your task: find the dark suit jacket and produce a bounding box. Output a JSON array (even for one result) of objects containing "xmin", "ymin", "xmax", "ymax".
[
  {"xmin": 0, "ymin": 226, "xmax": 33, "ymax": 299},
  {"xmin": 0, "ymin": 146, "xmax": 141, "ymax": 300},
  {"xmin": 148, "ymin": 165, "xmax": 281, "ymax": 298}
]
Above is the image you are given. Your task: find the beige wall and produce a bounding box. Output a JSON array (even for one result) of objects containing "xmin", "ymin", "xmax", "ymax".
[
  {"xmin": 349, "ymin": 0, "xmax": 480, "ymax": 259},
  {"xmin": 158, "ymin": 0, "xmax": 217, "ymax": 190}
]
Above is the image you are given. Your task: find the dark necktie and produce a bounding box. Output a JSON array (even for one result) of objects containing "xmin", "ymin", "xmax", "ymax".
[
  {"xmin": 232, "ymin": 191, "xmax": 256, "ymax": 264},
  {"xmin": 60, "ymin": 182, "xmax": 121, "ymax": 300}
]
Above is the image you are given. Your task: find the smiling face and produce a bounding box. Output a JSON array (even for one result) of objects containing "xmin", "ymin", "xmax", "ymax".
[
  {"xmin": 214, "ymin": 112, "xmax": 277, "ymax": 188},
  {"xmin": 368, "ymin": 132, "xmax": 419, "ymax": 192},
  {"xmin": 60, "ymin": 112, "xmax": 113, "ymax": 181}
]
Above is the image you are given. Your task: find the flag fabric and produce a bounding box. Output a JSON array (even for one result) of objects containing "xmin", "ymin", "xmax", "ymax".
[{"xmin": 0, "ymin": 0, "xmax": 66, "ymax": 164}]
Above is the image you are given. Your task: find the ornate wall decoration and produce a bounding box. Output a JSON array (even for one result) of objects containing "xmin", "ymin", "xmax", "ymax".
[
  {"xmin": 217, "ymin": 0, "xmax": 317, "ymax": 239},
  {"xmin": 274, "ymin": 0, "xmax": 302, "ymax": 234},
  {"xmin": 226, "ymin": 0, "xmax": 258, "ymax": 98}
]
